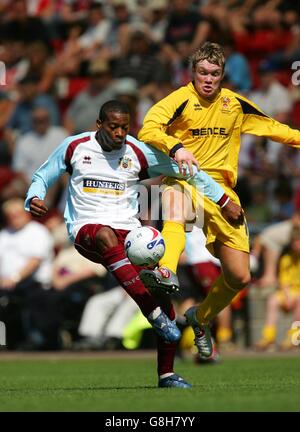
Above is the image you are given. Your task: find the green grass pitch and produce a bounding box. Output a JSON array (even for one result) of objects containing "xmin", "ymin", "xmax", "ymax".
[{"xmin": 0, "ymin": 354, "xmax": 299, "ymax": 412}]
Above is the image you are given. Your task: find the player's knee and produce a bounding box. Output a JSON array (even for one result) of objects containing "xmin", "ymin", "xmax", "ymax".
[
  {"xmin": 237, "ymin": 271, "xmax": 251, "ymax": 288},
  {"xmin": 227, "ymin": 270, "xmax": 251, "ymax": 291},
  {"xmin": 95, "ymin": 226, "xmax": 118, "ymax": 251}
]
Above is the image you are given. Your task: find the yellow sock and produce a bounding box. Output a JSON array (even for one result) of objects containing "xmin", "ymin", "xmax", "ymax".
[
  {"xmin": 217, "ymin": 327, "xmax": 232, "ymax": 343},
  {"xmin": 262, "ymin": 325, "xmax": 276, "ymax": 342},
  {"xmin": 196, "ymin": 275, "xmax": 240, "ymax": 324},
  {"xmin": 159, "ymin": 221, "xmax": 185, "ymax": 273}
]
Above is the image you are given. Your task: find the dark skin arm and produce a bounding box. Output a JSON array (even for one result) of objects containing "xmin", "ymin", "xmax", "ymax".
[
  {"xmin": 29, "ymin": 198, "xmax": 49, "ymax": 218},
  {"xmin": 222, "ymin": 200, "xmax": 244, "ymax": 225}
]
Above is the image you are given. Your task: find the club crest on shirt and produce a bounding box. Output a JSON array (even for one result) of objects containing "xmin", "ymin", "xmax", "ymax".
[
  {"xmin": 119, "ymin": 156, "xmax": 132, "ymax": 169},
  {"xmin": 221, "ymin": 96, "xmax": 231, "ymax": 112},
  {"xmin": 82, "ymin": 155, "xmax": 92, "ymax": 164},
  {"xmin": 194, "ymin": 103, "xmax": 202, "ymax": 111}
]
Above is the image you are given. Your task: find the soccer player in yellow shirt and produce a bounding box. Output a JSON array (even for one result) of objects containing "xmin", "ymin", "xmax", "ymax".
[{"xmin": 138, "ymin": 42, "xmax": 300, "ymax": 358}]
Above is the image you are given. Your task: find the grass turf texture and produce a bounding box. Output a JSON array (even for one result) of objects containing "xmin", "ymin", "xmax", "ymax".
[{"xmin": 0, "ymin": 355, "xmax": 299, "ymax": 412}]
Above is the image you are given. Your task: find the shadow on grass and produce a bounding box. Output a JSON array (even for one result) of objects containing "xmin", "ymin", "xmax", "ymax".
[{"xmin": 0, "ymin": 385, "xmax": 160, "ymax": 392}]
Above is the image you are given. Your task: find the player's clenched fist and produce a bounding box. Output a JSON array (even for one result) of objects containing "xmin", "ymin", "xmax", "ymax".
[
  {"xmin": 222, "ymin": 200, "xmax": 244, "ymax": 226},
  {"xmin": 29, "ymin": 198, "xmax": 48, "ymax": 218}
]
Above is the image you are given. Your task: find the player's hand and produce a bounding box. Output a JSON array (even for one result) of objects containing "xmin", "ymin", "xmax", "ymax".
[
  {"xmin": 221, "ymin": 200, "xmax": 244, "ymax": 225},
  {"xmin": 29, "ymin": 198, "xmax": 48, "ymax": 218},
  {"xmin": 174, "ymin": 147, "xmax": 199, "ymax": 176}
]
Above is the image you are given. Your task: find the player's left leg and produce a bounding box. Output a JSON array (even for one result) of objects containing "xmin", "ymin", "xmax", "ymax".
[
  {"xmin": 154, "ymin": 291, "xmax": 192, "ymax": 388},
  {"xmin": 196, "ymin": 242, "xmax": 250, "ymax": 323},
  {"xmin": 74, "ymin": 224, "xmax": 181, "ymax": 343}
]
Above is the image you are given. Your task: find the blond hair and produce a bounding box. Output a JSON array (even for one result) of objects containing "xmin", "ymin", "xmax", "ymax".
[
  {"xmin": 2, "ymin": 198, "xmax": 25, "ymax": 214},
  {"xmin": 190, "ymin": 42, "xmax": 225, "ymax": 71}
]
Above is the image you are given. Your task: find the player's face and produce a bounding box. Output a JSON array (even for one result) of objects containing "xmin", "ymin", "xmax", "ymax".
[
  {"xmin": 193, "ymin": 60, "xmax": 224, "ymax": 100},
  {"xmin": 97, "ymin": 112, "xmax": 130, "ymax": 150}
]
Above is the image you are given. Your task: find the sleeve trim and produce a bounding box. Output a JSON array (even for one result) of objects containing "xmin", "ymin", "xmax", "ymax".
[
  {"xmin": 65, "ymin": 135, "xmax": 91, "ymax": 175},
  {"xmin": 169, "ymin": 143, "xmax": 183, "ymax": 158},
  {"xmin": 217, "ymin": 193, "xmax": 230, "ymax": 207},
  {"xmin": 236, "ymin": 97, "xmax": 268, "ymax": 118},
  {"xmin": 167, "ymin": 99, "xmax": 189, "ymax": 126}
]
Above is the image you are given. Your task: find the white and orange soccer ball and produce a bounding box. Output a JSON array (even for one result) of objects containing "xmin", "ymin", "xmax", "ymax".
[{"xmin": 124, "ymin": 226, "xmax": 165, "ymax": 267}]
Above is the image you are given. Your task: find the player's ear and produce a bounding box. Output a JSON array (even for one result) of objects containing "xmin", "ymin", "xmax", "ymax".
[
  {"xmin": 222, "ymin": 65, "xmax": 226, "ymax": 79},
  {"xmin": 96, "ymin": 119, "xmax": 102, "ymax": 129}
]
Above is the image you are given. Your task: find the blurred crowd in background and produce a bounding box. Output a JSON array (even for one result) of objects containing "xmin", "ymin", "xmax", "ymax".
[{"xmin": 0, "ymin": 0, "xmax": 300, "ymax": 355}]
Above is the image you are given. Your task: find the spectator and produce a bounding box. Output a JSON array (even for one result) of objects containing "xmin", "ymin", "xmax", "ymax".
[
  {"xmin": 255, "ymin": 226, "xmax": 300, "ymax": 351},
  {"xmin": 0, "ymin": 0, "xmax": 50, "ymax": 47},
  {"xmin": 160, "ymin": 0, "xmax": 210, "ymax": 87},
  {"xmin": 0, "ymin": 198, "xmax": 53, "ymax": 290},
  {"xmin": 6, "ymin": 75, "xmax": 60, "ymax": 135},
  {"xmin": 22, "ymin": 41, "xmax": 57, "ymax": 94},
  {"xmin": 251, "ymin": 211, "xmax": 300, "ymax": 288},
  {"xmin": 143, "ymin": 0, "xmax": 168, "ymax": 45},
  {"xmin": 0, "ymin": 198, "xmax": 54, "ymax": 348},
  {"xmin": 223, "ymin": 36, "xmax": 252, "ymax": 92},
  {"xmin": 245, "ymin": 183, "xmax": 273, "ymax": 230},
  {"xmin": 114, "ymin": 78, "xmax": 152, "ymax": 137},
  {"xmin": 47, "ymin": 244, "xmax": 107, "ymax": 348},
  {"xmin": 163, "ymin": 0, "xmax": 210, "ymax": 57},
  {"xmin": 113, "ymin": 28, "xmax": 169, "ymax": 87},
  {"xmin": 246, "ymin": 60, "xmax": 293, "ymax": 166},
  {"xmin": 0, "ymin": 40, "xmax": 28, "ymax": 92},
  {"xmin": 103, "ymin": 0, "xmax": 134, "ymax": 60},
  {"xmin": 12, "ymin": 106, "xmax": 68, "ymax": 184},
  {"xmin": 78, "ymin": 1, "xmax": 111, "ymax": 60},
  {"xmin": 78, "ymin": 286, "xmax": 139, "ymax": 350},
  {"xmin": 272, "ymin": 179, "xmax": 295, "ymax": 222},
  {"xmin": 63, "ymin": 59, "xmax": 116, "ymax": 134}
]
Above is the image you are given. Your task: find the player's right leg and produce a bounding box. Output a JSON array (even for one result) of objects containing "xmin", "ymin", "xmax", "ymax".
[
  {"xmin": 74, "ymin": 224, "xmax": 181, "ymax": 343},
  {"xmin": 140, "ymin": 184, "xmax": 191, "ymax": 294}
]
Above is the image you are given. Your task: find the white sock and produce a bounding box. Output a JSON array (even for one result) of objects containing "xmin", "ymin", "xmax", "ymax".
[
  {"xmin": 159, "ymin": 373, "xmax": 174, "ymax": 379},
  {"xmin": 148, "ymin": 306, "xmax": 161, "ymax": 320}
]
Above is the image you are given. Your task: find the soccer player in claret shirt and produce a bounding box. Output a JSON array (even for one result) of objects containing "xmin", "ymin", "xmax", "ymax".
[
  {"xmin": 138, "ymin": 42, "xmax": 300, "ymax": 359},
  {"xmin": 25, "ymin": 100, "xmax": 241, "ymax": 388}
]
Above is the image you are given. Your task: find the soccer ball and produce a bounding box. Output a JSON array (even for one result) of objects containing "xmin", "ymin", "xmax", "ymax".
[{"xmin": 124, "ymin": 226, "xmax": 165, "ymax": 267}]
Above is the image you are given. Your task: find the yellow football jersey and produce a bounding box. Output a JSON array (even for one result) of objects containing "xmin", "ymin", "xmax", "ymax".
[
  {"xmin": 278, "ymin": 253, "xmax": 300, "ymax": 294},
  {"xmin": 139, "ymin": 82, "xmax": 300, "ymax": 187}
]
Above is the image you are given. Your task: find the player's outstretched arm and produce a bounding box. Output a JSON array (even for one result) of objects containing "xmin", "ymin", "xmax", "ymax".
[
  {"xmin": 140, "ymin": 140, "xmax": 244, "ymax": 225},
  {"xmin": 238, "ymin": 95, "xmax": 300, "ymax": 146}
]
